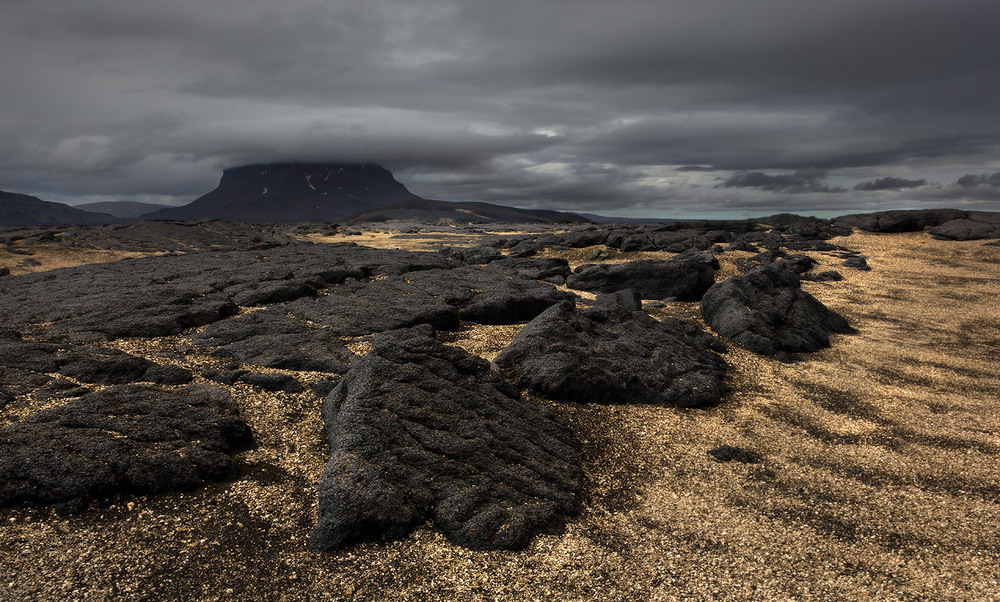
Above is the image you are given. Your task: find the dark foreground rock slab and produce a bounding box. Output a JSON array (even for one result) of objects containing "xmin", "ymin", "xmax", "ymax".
[
  {"xmin": 309, "ymin": 325, "xmax": 580, "ymax": 551},
  {"xmin": 494, "ymin": 298, "xmax": 727, "ymax": 408},
  {"xmin": 190, "ymin": 308, "xmax": 355, "ymax": 373},
  {"xmin": 701, "ymin": 265, "xmax": 854, "ymax": 360},
  {"xmin": 0, "ymin": 384, "xmax": 254, "ymax": 509},
  {"xmin": 0, "ymin": 243, "xmax": 457, "ymax": 342},
  {"xmin": 0, "ymin": 334, "xmax": 192, "ymax": 386},
  {"xmin": 566, "ymin": 256, "xmax": 716, "ymax": 300},
  {"xmin": 290, "ymin": 266, "xmax": 575, "ymax": 336}
]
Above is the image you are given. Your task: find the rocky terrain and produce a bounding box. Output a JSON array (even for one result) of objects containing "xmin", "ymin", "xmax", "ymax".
[{"xmin": 0, "ymin": 211, "xmax": 998, "ymax": 600}]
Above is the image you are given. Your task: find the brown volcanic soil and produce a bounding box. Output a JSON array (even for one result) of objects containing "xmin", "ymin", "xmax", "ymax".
[{"xmin": 1, "ymin": 230, "xmax": 999, "ymax": 600}]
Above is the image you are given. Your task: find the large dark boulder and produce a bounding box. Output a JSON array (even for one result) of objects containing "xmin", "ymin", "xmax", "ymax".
[
  {"xmin": 0, "ymin": 384, "xmax": 254, "ymax": 509},
  {"xmin": 929, "ymin": 218, "xmax": 1000, "ymax": 241},
  {"xmin": 309, "ymin": 325, "xmax": 580, "ymax": 551},
  {"xmin": 489, "ymin": 257, "xmax": 572, "ymax": 281},
  {"xmin": 287, "ymin": 278, "xmax": 462, "ymax": 336},
  {"xmin": 834, "ymin": 209, "xmax": 968, "ymax": 233},
  {"xmin": 566, "ymin": 256, "xmax": 716, "ymax": 300},
  {"xmin": 494, "ymin": 295, "xmax": 727, "ymax": 408},
  {"xmin": 700, "ymin": 265, "xmax": 854, "ymax": 360}
]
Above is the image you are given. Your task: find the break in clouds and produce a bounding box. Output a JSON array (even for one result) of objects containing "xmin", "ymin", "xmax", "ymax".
[{"xmin": 1, "ymin": 0, "xmax": 999, "ymax": 217}]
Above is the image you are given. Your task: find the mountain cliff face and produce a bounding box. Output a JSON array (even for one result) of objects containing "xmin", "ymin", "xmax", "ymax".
[
  {"xmin": 142, "ymin": 163, "xmax": 422, "ymax": 223},
  {"xmin": 0, "ymin": 191, "xmax": 117, "ymax": 226}
]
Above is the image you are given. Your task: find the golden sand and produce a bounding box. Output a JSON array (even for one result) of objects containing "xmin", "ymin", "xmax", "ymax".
[{"xmin": 1, "ymin": 230, "xmax": 998, "ymax": 600}]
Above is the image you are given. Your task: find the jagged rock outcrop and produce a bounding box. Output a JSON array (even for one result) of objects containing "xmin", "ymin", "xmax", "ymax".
[
  {"xmin": 494, "ymin": 295, "xmax": 727, "ymax": 407},
  {"xmin": 700, "ymin": 264, "xmax": 855, "ymax": 360},
  {"xmin": 309, "ymin": 325, "xmax": 580, "ymax": 551}
]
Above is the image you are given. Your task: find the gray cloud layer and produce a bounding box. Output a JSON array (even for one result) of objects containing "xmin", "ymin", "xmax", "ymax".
[{"xmin": 2, "ymin": 0, "xmax": 999, "ymax": 216}]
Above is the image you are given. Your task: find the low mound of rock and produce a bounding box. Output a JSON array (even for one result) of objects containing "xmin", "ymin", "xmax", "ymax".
[
  {"xmin": 566, "ymin": 254, "xmax": 717, "ymax": 300},
  {"xmin": 0, "ymin": 384, "xmax": 254, "ymax": 510},
  {"xmin": 309, "ymin": 325, "xmax": 580, "ymax": 551},
  {"xmin": 928, "ymin": 217, "xmax": 1000, "ymax": 241},
  {"xmin": 494, "ymin": 292, "xmax": 727, "ymax": 408},
  {"xmin": 190, "ymin": 309, "xmax": 355, "ymax": 373},
  {"xmin": 700, "ymin": 264, "xmax": 854, "ymax": 360}
]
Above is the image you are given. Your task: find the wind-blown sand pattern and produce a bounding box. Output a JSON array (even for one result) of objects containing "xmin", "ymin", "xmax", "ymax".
[{"xmin": 0, "ymin": 227, "xmax": 998, "ymax": 600}]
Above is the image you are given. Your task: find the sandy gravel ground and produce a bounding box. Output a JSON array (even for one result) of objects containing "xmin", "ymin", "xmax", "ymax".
[{"xmin": 1, "ymin": 229, "xmax": 998, "ymax": 601}]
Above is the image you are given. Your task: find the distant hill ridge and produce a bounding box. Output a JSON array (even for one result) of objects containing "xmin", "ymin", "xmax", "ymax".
[
  {"xmin": 346, "ymin": 198, "xmax": 591, "ymax": 224},
  {"xmin": 76, "ymin": 201, "xmax": 172, "ymax": 219},
  {"xmin": 0, "ymin": 191, "xmax": 116, "ymax": 226}
]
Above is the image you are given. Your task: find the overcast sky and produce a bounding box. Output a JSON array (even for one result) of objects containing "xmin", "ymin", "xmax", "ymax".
[{"xmin": 2, "ymin": 0, "xmax": 1000, "ymax": 217}]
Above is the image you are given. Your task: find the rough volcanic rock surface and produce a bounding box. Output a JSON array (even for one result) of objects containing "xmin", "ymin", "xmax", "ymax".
[
  {"xmin": 701, "ymin": 264, "xmax": 854, "ymax": 359},
  {"xmin": 489, "ymin": 257, "xmax": 571, "ymax": 281},
  {"xmin": 309, "ymin": 325, "xmax": 581, "ymax": 551},
  {"xmin": 0, "ymin": 243, "xmax": 456, "ymax": 342},
  {"xmin": 494, "ymin": 296, "xmax": 727, "ymax": 408},
  {"xmin": 0, "ymin": 384, "xmax": 254, "ymax": 509},
  {"xmin": 6, "ymin": 220, "xmax": 296, "ymax": 253},
  {"xmin": 0, "ymin": 334, "xmax": 192, "ymax": 386},
  {"xmin": 190, "ymin": 309, "xmax": 355, "ymax": 373},
  {"xmin": 566, "ymin": 256, "xmax": 716, "ymax": 300},
  {"xmin": 287, "ymin": 277, "xmax": 461, "ymax": 336},
  {"xmin": 289, "ymin": 266, "xmax": 575, "ymax": 335}
]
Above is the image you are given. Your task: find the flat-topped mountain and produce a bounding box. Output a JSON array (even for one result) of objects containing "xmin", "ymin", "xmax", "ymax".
[
  {"xmin": 0, "ymin": 190, "xmax": 117, "ymax": 226},
  {"xmin": 345, "ymin": 198, "xmax": 591, "ymax": 224},
  {"xmin": 141, "ymin": 163, "xmax": 422, "ymax": 223}
]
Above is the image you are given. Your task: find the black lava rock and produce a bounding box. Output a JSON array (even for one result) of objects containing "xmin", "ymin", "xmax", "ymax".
[
  {"xmin": 566, "ymin": 256, "xmax": 716, "ymax": 301},
  {"xmin": 707, "ymin": 445, "xmax": 763, "ymax": 463},
  {"xmin": 0, "ymin": 384, "xmax": 254, "ymax": 509},
  {"xmin": 842, "ymin": 256, "xmax": 871, "ymax": 271},
  {"xmin": 190, "ymin": 308, "xmax": 355, "ymax": 373},
  {"xmin": 309, "ymin": 325, "xmax": 580, "ymax": 551},
  {"xmin": 494, "ymin": 299, "xmax": 727, "ymax": 408},
  {"xmin": 701, "ymin": 264, "xmax": 855, "ymax": 360}
]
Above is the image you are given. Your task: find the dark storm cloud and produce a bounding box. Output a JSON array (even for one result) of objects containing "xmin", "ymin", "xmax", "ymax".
[
  {"xmin": 854, "ymin": 177, "xmax": 928, "ymax": 191},
  {"xmin": 956, "ymin": 172, "xmax": 1000, "ymax": 188},
  {"xmin": 719, "ymin": 170, "xmax": 845, "ymax": 194},
  {"xmin": 2, "ymin": 0, "xmax": 1000, "ymax": 215}
]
